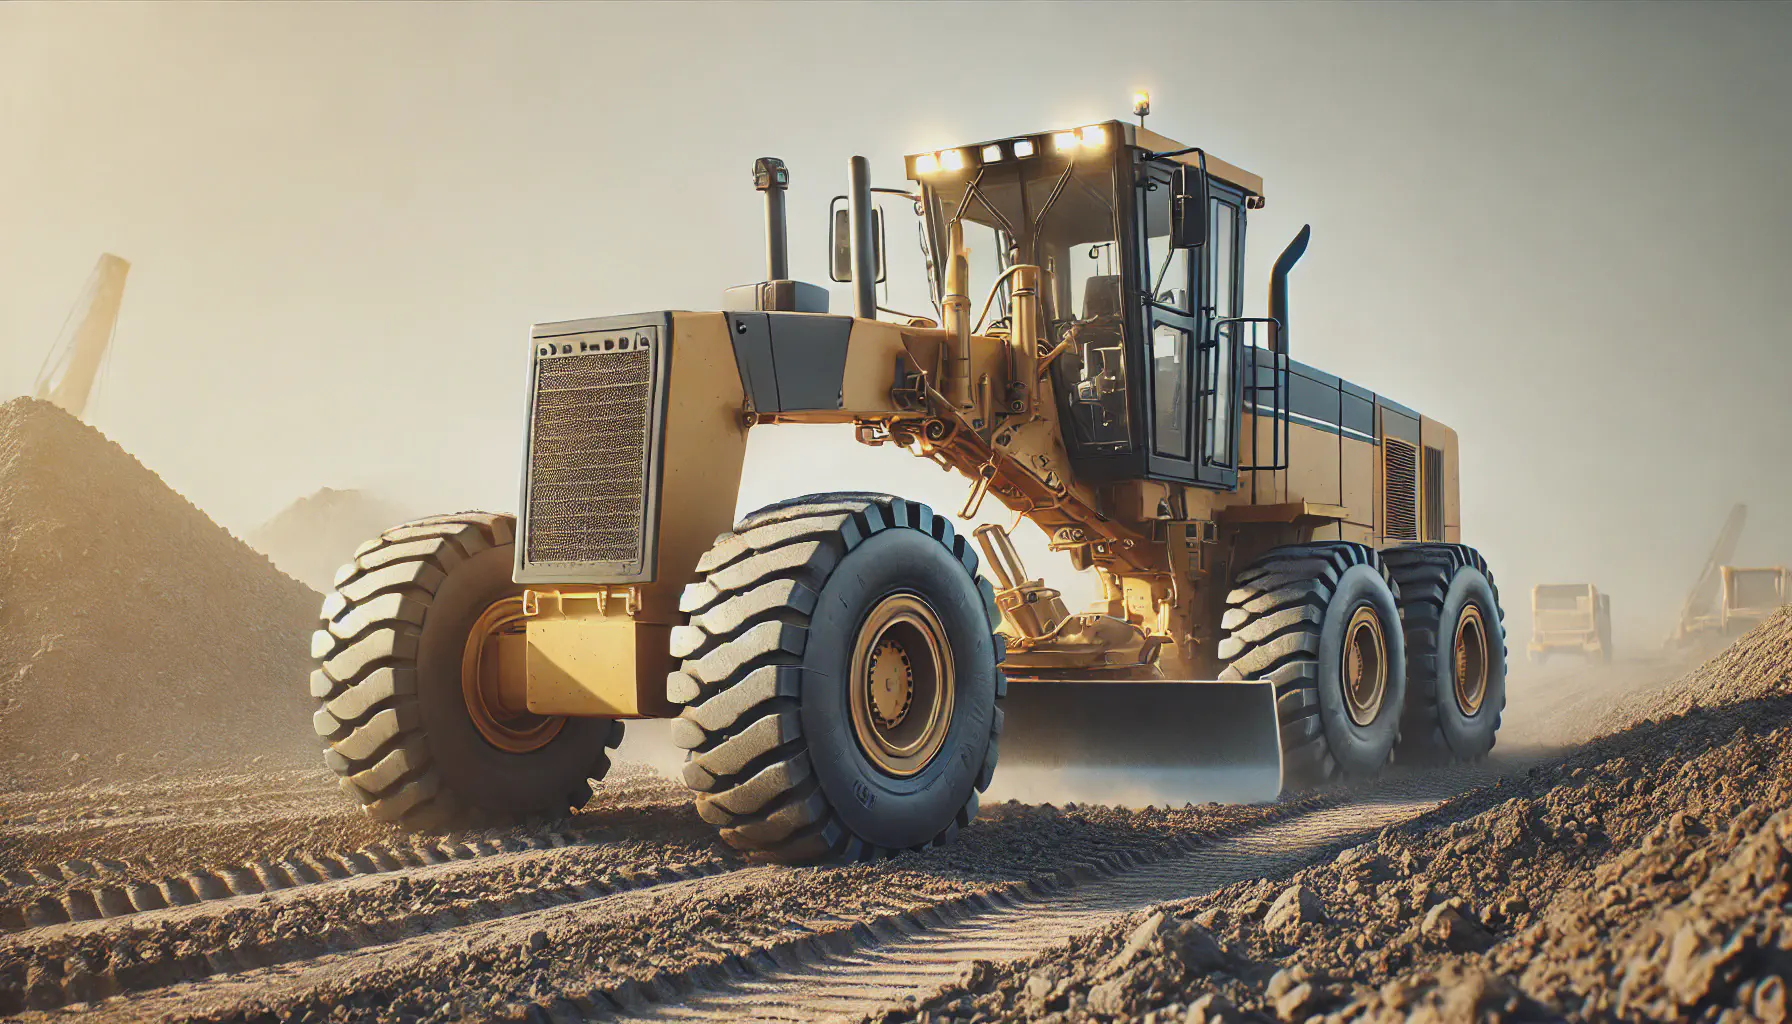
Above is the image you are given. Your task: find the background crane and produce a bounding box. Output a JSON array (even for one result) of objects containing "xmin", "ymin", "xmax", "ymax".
[{"xmin": 32, "ymin": 253, "xmax": 130, "ymax": 421}]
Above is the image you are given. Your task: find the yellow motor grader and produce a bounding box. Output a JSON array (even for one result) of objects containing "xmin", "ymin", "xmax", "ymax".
[{"xmin": 310, "ymin": 113, "xmax": 1507, "ymax": 862}]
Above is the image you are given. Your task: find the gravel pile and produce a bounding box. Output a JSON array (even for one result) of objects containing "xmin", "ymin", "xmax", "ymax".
[
  {"xmin": 0, "ymin": 398, "xmax": 320, "ymax": 781},
  {"xmin": 875, "ymin": 609, "xmax": 1792, "ymax": 1024}
]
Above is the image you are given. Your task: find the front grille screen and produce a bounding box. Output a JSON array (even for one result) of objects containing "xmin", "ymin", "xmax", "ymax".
[
  {"xmin": 1383, "ymin": 437, "xmax": 1419, "ymax": 542},
  {"xmin": 524, "ymin": 332, "xmax": 658, "ymax": 576}
]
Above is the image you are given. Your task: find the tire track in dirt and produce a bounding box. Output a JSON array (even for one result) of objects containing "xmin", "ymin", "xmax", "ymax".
[
  {"xmin": 4, "ymin": 796, "xmax": 1331, "ymax": 1021},
  {"xmin": 0, "ymin": 765, "xmax": 711, "ymax": 926},
  {"xmin": 2, "ymin": 838, "xmax": 742, "ymax": 1012},
  {"xmin": 602, "ymin": 656, "xmax": 1717, "ymax": 1024},
  {"xmin": 605, "ymin": 784, "xmax": 1483, "ymax": 1022},
  {"xmin": 2, "ymin": 822, "xmax": 658, "ymax": 931}
]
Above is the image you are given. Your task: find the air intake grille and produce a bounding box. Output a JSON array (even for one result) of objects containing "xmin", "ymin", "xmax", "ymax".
[
  {"xmin": 1423, "ymin": 445, "xmax": 1445, "ymax": 541},
  {"xmin": 521, "ymin": 327, "xmax": 663, "ymax": 580},
  {"xmin": 1383, "ymin": 437, "xmax": 1419, "ymax": 542}
]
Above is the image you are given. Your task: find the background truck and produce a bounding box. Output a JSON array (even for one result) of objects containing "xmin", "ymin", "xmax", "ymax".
[{"xmin": 1528, "ymin": 584, "xmax": 1613, "ymax": 664}]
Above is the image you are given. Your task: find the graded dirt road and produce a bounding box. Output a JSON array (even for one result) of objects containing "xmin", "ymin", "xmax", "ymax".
[
  {"xmin": 1, "ymin": 598, "xmax": 1782, "ymax": 1023},
  {"xmin": 1, "ymin": 630, "xmax": 1738, "ymax": 1023}
]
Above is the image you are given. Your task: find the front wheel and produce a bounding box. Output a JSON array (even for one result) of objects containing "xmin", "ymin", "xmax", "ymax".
[{"xmin": 668, "ymin": 494, "xmax": 1003, "ymax": 863}]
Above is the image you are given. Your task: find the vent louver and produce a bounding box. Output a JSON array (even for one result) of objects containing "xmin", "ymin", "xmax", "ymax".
[
  {"xmin": 1423, "ymin": 445, "xmax": 1445, "ymax": 541},
  {"xmin": 1383, "ymin": 437, "xmax": 1420, "ymax": 542}
]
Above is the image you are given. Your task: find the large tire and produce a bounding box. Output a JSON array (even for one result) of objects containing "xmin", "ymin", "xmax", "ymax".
[
  {"xmin": 1382, "ymin": 543, "xmax": 1507, "ymax": 765},
  {"xmin": 1218, "ymin": 542, "xmax": 1406, "ymax": 789},
  {"xmin": 309, "ymin": 512, "xmax": 622, "ymax": 830},
  {"xmin": 667, "ymin": 493, "xmax": 1003, "ymax": 863}
]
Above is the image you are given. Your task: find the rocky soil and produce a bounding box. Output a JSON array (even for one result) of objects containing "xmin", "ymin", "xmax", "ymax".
[{"xmin": 871, "ymin": 609, "xmax": 1792, "ymax": 1024}]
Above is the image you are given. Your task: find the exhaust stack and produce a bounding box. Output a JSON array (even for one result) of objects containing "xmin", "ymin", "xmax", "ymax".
[
  {"xmin": 756, "ymin": 157, "xmax": 790, "ymax": 280},
  {"xmin": 1268, "ymin": 224, "xmax": 1311, "ymax": 354},
  {"xmin": 721, "ymin": 157, "xmax": 828, "ymax": 314},
  {"xmin": 847, "ymin": 156, "xmax": 877, "ymax": 319}
]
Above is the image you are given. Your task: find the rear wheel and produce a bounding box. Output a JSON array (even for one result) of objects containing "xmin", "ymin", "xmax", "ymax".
[
  {"xmin": 1219, "ymin": 542, "xmax": 1406, "ymax": 788},
  {"xmin": 1382, "ymin": 543, "xmax": 1507, "ymax": 764},
  {"xmin": 668, "ymin": 493, "xmax": 1003, "ymax": 863},
  {"xmin": 309, "ymin": 513, "xmax": 622, "ymax": 829}
]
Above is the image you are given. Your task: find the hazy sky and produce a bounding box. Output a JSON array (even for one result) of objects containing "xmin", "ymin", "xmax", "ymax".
[{"xmin": 4, "ymin": 2, "xmax": 1790, "ymax": 648}]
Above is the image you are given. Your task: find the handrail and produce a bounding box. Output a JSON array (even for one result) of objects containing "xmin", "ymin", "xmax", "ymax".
[{"xmin": 1211, "ymin": 317, "xmax": 1288, "ymax": 473}]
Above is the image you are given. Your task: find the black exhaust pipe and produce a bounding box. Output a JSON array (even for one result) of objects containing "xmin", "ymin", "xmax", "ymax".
[
  {"xmin": 753, "ymin": 157, "xmax": 790, "ymax": 281},
  {"xmin": 848, "ymin": 155, "xmax": 877, "ymax": 319},
  {"xmin": 1268, "ymin": 225, "xmax": 1310, "ymax": 355}
]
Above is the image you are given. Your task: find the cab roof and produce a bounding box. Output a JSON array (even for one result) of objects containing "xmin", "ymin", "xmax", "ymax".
[{"xmin": 903, "ymin": 119, "xmax": 1264, "ymax": 200}]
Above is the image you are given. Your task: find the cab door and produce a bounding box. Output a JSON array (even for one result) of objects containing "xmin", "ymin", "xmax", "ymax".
[
  {"xmin": 1194, "ymin": 185, "xmax": 1246, "ymax": 489},
  {"xmin": 1139, "ymin": 160, "xmax": 1200, "ymax": 482}
]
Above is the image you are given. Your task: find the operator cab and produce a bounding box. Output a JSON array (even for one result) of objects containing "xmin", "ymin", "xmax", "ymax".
[{"xmin": 906, "ymin": 121, "xmax": 1266, "ymax": 489}]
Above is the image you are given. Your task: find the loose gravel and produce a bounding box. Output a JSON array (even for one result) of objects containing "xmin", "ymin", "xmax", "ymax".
[{"xmin": 865, "ymin": 609, "xmax": 1792, "ymax": 1024}]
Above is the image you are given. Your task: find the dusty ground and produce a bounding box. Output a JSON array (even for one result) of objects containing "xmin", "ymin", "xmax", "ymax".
[
  {"xmin": 0, "ymin": 618, "xmax": 1748, "ymax": 1022},
  {"xmin": 0, "ymin": 763, "xmax": 1313, "ymax": 1019},
  {"xmin": 867, "ymin": 610, "xmax": 1792, "ymax": 1024}
]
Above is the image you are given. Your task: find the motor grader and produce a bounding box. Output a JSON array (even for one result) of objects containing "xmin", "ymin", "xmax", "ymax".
[{"xmin": 310, "ymin": 113, "xmax": 1507, "ymax": 862}]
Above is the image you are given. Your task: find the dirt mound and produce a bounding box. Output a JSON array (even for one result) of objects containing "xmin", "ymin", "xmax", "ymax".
[
  {"xmin": 0, "ymin": 397, "xmax": 320, "ymax": 780},
  {"xmin": 875, "ymin": 611, "xmax": 1792, "ymax": 1024},
  {"xmin": 248, "ymin": 487, "xmax": 409, "ymax": 591}
]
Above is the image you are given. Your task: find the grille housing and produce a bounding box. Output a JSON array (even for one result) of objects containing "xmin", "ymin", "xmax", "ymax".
[
  {"xmin": 1383, "ymin": 437, "xmax": 1420, "ymax": 542},
  {"xmin": 518, "ymin": 322, "xmax": 667, "ymax": 584}
]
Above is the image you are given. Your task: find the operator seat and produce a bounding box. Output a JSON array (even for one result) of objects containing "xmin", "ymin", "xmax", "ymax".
[
  {"xmin": 1077, "ymin": 275, "xmax": 1125, "ymax": 393},
  {"xmin": 1064, "ymin": 274, "xmax": 1128, "ymax": 439},
  {"xmin": 1083, "ymin": 274, "xmax": 1122, "ymax": 319}
]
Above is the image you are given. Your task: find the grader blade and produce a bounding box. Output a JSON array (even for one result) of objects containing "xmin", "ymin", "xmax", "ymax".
[{"xmin": 991, "ymin": 680, "xmax": 1284, "ymax": 807}]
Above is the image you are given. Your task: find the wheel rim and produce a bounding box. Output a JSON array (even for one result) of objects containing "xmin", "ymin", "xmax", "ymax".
[
  {"xmin": 848, "ymin": 594, "xmax": 956, "ymax": 778},
  {"xmin": 1453, "ymin": 604, "xmax": 1490, "ymax": 716},
  {"xmin": 1342, "ymin": 604, "xmax": 1389, "ymax": 727},
  {"xmin": 462, "ymin": 596, "xmax": 565, "ymax": 753}
]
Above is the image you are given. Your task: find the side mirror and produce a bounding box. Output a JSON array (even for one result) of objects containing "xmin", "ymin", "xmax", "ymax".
[
  {"xmin": 1170, "ymin": 163, "xmax": 1208, "ymax": 249},
  {"xmin": 829, "ymin": 201, "xmax": 886, "ymax": 283}
]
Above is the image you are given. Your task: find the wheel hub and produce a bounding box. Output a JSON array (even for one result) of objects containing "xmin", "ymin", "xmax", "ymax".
[
  {"xmin": 868, "ymin": 640, "xmax": 914, "ymax": 728},
  {"xmin": 1454, "ymin": 604, "xmax": 1490, "ymax": 716},
  {"xmin": 1343, "ymin": 604, "xmax": 1389, "ymax": 727},
  {"xmin": 462, "ymin": 596, "xmax": 565, "ymax": 754},
  {"xmin": 848, "ymin": 594, "xmax": 956, "ymax": 778}
]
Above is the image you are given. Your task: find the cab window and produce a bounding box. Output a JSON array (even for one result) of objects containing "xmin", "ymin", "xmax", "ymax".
[{"xmin": 1207, "ymin": 196, "xmax": 1240, "ymax": 319}]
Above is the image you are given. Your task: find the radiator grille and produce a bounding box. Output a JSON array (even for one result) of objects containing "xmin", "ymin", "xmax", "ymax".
[
  {"xmin": 1423, "ymin": 445, "xmax": 1445, "ymax": 541},
  {"xmin": 523, "ymin": 335, "xmax": 659, "ymax": 576},
  {"xmin": 1383, "ymin": 437, "xmax": 1419, "ymax": 542}
]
